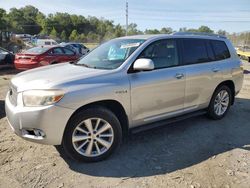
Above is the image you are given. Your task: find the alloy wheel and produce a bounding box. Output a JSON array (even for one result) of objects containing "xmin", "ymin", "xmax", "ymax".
[
  {"xmin": 72, "ymin": 118, "xmax": 114, "ymax": 157},
  {"xmin": 214, "ymin": 90, "xmax": 230, "ymax": 116}
]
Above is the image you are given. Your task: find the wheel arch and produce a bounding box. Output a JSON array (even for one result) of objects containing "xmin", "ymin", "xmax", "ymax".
[
  {"xmin": 66, "ymin": 100, "xmax": 129, "ymax": 136},
  {"xmin": 214, "ymin": 80, "xmax": 235, "ymax": 105}
]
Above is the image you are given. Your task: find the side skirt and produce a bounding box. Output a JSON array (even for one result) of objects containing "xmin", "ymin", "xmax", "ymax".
[{"xmin": 130, "ymin": 110, "xmax": 207, "ymax": 134}]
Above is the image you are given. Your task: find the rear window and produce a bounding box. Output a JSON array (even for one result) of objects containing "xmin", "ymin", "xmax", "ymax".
[
  {"xmin": 210, "ymin": 40, "xmax": 230, "ymax": 60},
  {"xmin": 25, "ymin": 47, "xmax": 49, "ymax": 54},
  {"xmin": 182, "ymin": 39, "xmax": 209, "ymax": 65}
]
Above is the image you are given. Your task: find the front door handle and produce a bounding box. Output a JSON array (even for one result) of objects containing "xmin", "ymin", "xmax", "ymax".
[
  {"xmin": 212, "ymin": 68, "xmax": 220, "ymax": 72},
  {"xmin": 175, "ymin": 73, "xmax": 184, "ymax": 79}
]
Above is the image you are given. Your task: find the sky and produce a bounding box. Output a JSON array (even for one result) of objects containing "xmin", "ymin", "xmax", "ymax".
[{"xmin": 0, "ymin": 0, "xmax": 250, "ymax": 33}]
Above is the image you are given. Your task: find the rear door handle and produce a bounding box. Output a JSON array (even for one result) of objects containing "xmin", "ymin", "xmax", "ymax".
[
  {"xmin": 212, "ymin": 68, "xmax": 220, "ymax": 72},
  {"xmin": 175, "ymin": 73, "xmax": 184, "ymax": 79}
]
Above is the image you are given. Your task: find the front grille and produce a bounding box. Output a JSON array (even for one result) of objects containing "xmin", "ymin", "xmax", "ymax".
[{"xmin": 9, "ymin": 84, "xmax": 18, "ymax": 106}]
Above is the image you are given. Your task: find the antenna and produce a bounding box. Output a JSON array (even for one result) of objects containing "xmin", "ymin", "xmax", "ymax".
[{"xmin": 126, "ymin": 1, "xmax": 128, "ymax": 36}]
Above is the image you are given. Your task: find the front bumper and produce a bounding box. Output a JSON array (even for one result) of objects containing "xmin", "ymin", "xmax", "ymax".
[{"xmin": 5, "ymin": 91, "xmax": 74, "ymax": 145}]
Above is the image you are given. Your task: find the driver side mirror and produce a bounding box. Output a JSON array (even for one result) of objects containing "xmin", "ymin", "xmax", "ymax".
[{"xmin": 133, "ymin": 58, "xmax": 154, "ymax": 71}]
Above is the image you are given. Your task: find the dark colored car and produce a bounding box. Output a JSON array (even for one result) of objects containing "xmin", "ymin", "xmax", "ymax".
[
  {"xmin": 67, "ymin": 43, "xmax": 89, "ymax": 55},
  {"xmin": 0, "ymin": 47, "xmax": 15, "ymax": 69},
  {"xmin": 15, "ymin": 46, "xmax": 81, "ymax": 70}
]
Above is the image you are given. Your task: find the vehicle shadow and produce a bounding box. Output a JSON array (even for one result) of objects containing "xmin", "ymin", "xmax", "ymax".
[
  {"xmin": 0, "ymin": 68, "xmax": 21, "ymax": 76},
  {"xmin": 57, "ymin": 97, "xmax": 250, "ymax": 178},
  {"xmin": 0, "ymin": 100, "xmax": 6, "ymax": 119}
]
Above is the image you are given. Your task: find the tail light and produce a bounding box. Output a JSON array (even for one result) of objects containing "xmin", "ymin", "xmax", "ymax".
[{"xmin": 31, "ymin": 55, "xmax": 41, "ymax": 61}]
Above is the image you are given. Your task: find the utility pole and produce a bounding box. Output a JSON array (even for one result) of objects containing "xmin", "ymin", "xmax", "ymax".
[{"xmin": 126, "ymin": 1, "xmax": 128, "ymax": 36}]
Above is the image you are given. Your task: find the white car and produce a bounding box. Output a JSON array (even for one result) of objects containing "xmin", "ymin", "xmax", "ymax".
[{"xmin": 36, "ymin": 39, "xmax": 58, "ymax": 46}]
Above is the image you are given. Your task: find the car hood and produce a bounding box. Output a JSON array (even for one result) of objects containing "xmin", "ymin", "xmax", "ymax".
[{"xmin": 11, "ymin": 63, "xmax": 109, "ymax": 92}]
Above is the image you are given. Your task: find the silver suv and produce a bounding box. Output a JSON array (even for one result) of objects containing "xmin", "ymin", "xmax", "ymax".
[{"xmin": 5, "ymin": 33, "xmax": 244, "ymax": 162}]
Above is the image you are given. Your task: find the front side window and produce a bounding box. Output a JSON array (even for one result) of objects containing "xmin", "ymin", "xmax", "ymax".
[
  {"xmin": 182, "ymin": 39, "xmax": 209, "ymax": 65},
  {"xmin": 139, "ymin": 39, "xmax": 179, "ymax": 69},
  {"xmin": 210, "ymin": 40, "xmax": 230, "ymax": 60},
  {"xmin": 76, "ymin": 39, "xmax": 145, "ymax": 69}
]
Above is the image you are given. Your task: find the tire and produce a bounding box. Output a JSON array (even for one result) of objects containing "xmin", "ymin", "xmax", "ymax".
[
  {"xmin": 62, "ymin": 106, "xmax": 122, "ymax": 162},
  {"xmin": 207, "ymin": 85, "xmax": 232, "ymax": 120}
]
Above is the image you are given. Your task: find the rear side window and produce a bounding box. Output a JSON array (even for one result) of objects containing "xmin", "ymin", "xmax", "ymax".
[
  {"xmin": 139, "ymin": 39, "xmax": 179, "ymax": 69},
  {"xmin": 210, "ymin": 40, "xmax": 230, "ymax": 60},
  {"xmin": 182, "ymin": 39, "xmax": 209, "ymax": 65}
]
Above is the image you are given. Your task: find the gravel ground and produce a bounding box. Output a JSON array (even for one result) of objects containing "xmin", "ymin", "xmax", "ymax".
[{"xmin": 0, "ymin": 63, "xmax": 250, "ymax": 188}]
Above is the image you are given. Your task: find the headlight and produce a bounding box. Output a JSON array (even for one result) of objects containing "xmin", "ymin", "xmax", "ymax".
[{"xmin": 22, "ymin": 90, "xmax": 64, "ymax": 107}]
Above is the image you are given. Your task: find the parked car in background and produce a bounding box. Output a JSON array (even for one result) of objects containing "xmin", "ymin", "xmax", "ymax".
[
  {"xmin": 15, "ymin": 34, "xmax": 32, "ymax": 42},
  {"xmin": 6, "ymin": 33, "xmax": 243, "ymax": 162},
  {"xmin": 59, "ymin": 43, "xmax": 80, "ymax": 55},
  {"xmin": 67, "ymin": 43, "xmax": 89, "ymax": 55},
  {"xmin": 0, "ymin": 47, "xmax": 15, "ymax": 69},
  {"xmin": 15, "ymin": 46, "xmax": 80, "ymax": 70},
  {"xmin": 36, "ymin": 39, "xmax": 58, "ymax": 46}
]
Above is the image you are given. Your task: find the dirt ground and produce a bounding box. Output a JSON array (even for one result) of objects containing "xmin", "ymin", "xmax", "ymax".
[{"xmin": 0, "ymin": 63, "xmax": 250, "ymax": 188}]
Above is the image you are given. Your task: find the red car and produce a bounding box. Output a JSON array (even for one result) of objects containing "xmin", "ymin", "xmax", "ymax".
[{"xmin": 15, "ymin": 46, "xmax": 81, "ymax": 70}]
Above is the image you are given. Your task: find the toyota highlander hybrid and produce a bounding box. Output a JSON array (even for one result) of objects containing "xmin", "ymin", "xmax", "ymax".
[{"xmin": 5, "ymin": 33, "xmax": 244, "ymax": 162}]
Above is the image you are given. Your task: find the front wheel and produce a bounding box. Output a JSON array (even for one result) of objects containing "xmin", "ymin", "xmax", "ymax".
[
  {"xmin": 62, "ymin": 107, "xmax": 122, "ymax": 162},
  {"xmin": 207, "ymin": 85, "xmax": 232, "ymax": 120}
]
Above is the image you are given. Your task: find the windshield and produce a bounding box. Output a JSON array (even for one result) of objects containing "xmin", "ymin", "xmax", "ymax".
[
  {"xmin": 76, "ymin": 39, "xmax": 145, "ymax": 69},
  {"xmin": 25, "ymin": 47, "xmax": 50, "ymax": 54}
]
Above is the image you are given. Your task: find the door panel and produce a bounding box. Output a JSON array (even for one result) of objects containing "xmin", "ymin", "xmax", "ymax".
[
  {"xmin": 128, "ymin": 39, "xmax": 186, "ymax": 126},
  {"xmin": 129, "ymin": 67, "xmax": 185, "ymax": 125},
  {"xmin": 184, "ymin": 62, "xmax": 222, "ymax": 110},
  {"xmin": 180, "ymin": 38, "xmax": 223, "ymax": 110}
]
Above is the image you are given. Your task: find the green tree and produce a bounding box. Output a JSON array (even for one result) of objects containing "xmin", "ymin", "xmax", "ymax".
[
  {"xmin": 217, "ymin": 29, "xmax": 227, "ymax": 36},
  {"xmin": 79, "ymin": 33, "xmax": 86, "ymax": 42},
  {"xmin": 69, "ymin": 29, "xmax": 79, "ymax": 41},
  {"xmin": 50, "ymin": 27, "xmax": 57, "ymax": 39},
  {"xmin": 60, "ymin": 30, "xmax": 67, "ymax": 41},
  {"xmin": 144, "ymin": 29, "xmax": 160, "ymax": 34},
  {"xmin": 197, "ymin": 26, "xmax": 214, "ymax": 33},
  {"xmin": 0, "ymin": 8, "xmax": 7, "ymax": 30},
  {"xmin": 127, "ymin": 23, "xmax": 142, "ymax": 35},
  {"xmin": 160, "ymin": 27, "xmax": 173, "ymax": 34}
]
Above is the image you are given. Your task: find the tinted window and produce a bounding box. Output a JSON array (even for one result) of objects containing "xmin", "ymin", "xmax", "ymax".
[
  {"xmin": 139, "ymin": 39, "xmax": 179, "ymax": 69},
  {"xmin": 53, "ymin": 48, "xmax": 64, "ymax": 55},
  {"xmin": 63, "ymin": 48, "xmax": 74, "ymax": 55},
  {"xmin": 65, "ymin": 45, "xmax": 75, "ymax": 51},
  {"xmin": 211, "ymin": 40, "xmax": 230, "ymax": 60},
  {"xmin": 205, "ymin": 41, "xmax": 215, "ymax": 61},
  {"xmin": 45, "ymin": 41, "xmax": 51, "ymax": 45},
  {"xmin": 182, "ymin": 39, "xmax": 209, "ymax": 64}
]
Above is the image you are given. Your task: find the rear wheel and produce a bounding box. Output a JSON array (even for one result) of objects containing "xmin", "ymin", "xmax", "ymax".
[
  {"xmin": 62, "ymin": 107, "xmax": 122, "ymax": 162},
  {"xmin": 207, "ymin": 85, "xmax": 232, "ymax": 120}
]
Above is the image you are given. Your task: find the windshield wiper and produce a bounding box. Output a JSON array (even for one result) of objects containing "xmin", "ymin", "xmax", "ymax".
[{"xmin": 72, "ymin": 62, "xmax": 92, "ymax": 68}]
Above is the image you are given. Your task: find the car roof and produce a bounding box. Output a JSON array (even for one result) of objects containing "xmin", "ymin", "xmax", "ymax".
[{"xmin": 118, "ymin": 32, "xmax": 227, "ymax": 41}]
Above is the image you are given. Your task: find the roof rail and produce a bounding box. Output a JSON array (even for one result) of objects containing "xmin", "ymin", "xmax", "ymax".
[{"xmin": 172, "ymin": 32, "xmax": 227, "ymax": 39}]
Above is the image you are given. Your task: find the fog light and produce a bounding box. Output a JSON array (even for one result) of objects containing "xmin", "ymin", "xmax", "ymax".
[{"xmin": 21, "ymin": 129, "xmax": 45, "ymax": 140}]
